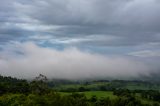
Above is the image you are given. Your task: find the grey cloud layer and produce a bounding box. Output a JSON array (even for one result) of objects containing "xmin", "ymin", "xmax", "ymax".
[
  {"xmin": 0, "ymin": 0, "xmax": 160, "ymax": 48},
  {"xmin": 0, "ymin": 0, "xmax": 160, "ymax": 79},
  {"xmin": 16, "ymin": 0, "xmax": 160, "ymax": 27}
]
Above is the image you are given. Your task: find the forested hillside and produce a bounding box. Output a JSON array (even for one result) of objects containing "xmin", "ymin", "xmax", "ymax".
[{"xmin": 0, "ymin": 75, "xmax": 160, "ymax": 106}]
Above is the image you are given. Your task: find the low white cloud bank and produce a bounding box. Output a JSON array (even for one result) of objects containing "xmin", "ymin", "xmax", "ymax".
[{"xmin": 0, "ymin": 42, "xmax": 155, "ymax": 79}]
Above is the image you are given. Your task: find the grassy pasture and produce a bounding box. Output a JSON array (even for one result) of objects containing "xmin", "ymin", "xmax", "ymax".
[{"xmin": 59, "ymin": 91, "xmax": 117, "ymax": 99}]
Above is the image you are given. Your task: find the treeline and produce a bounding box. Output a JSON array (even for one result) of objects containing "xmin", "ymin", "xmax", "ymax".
[
  {"xmin": 0, "ymin": 74, "xmax": 50, "ymax": 95},
  {"xmin": 114, "ymin": 89, "xmax": 160, "ymax": 102},
  {"xmin": 0, "ymin": 75, "xmax": 30, "ymax": 95},
  {"xmin": 50, "ymin": 79, "xmax": 157, "ymax": 87},
  {"xmin": 56, "ymin": 83, "xmax": 159, "ymax": 92}
]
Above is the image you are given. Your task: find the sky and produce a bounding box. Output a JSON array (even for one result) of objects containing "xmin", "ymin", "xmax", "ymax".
[{"xmin": 0, "ymin": 0, "xmax": 160, "ymax": 79}]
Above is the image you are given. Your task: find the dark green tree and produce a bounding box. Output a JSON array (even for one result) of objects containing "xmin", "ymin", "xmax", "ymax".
[{"xmin": 30, "ymin": 74, "xmax": 49, "ymax": 95}]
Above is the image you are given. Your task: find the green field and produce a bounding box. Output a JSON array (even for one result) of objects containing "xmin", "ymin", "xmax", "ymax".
[
  {"xmin": 82, "ymin": 91, "xmax": 117, "ymax": 99},
  {"xmin": 54, "ymin": 80, "xmax": 160, "ymax": 105},
  {"xmin": 59, "ymin": 91, "xmax": 117, "ymax": 99}
]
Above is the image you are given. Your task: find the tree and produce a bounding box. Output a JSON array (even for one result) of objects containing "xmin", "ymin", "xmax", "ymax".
[{"xmin": 30, "ymin": 74, "xmax": 49, "ymax": 95}]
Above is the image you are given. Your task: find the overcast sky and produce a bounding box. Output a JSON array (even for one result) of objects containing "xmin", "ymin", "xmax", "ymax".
[{"xmin": 0, "ymin": 0, "xmax": 160, "ymax": 79}]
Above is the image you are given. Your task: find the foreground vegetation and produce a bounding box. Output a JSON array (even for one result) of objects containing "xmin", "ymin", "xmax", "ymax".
[{"xmin": 0, "ymin": 74, "xmax": 160, "ymax": 106}]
